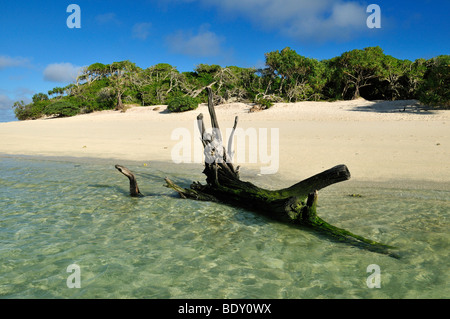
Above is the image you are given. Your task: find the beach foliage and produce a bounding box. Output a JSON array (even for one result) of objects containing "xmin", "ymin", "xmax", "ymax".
[
  {"xmin": 44, "ymin": 100, "xmax": 80, "ymax": 117},
  {"xmin": 12, "ymin": 101, "xmax": 34, "ymax": 121},
  {"xmin": 13, "ymin": 94, "xmax": 51, "ymax": 120},
  {"xmin": 12, "ymin": 49, "xmax": 449, "ymax": 120},
  {"xmin": 329, "ymin": 46, "xmax": 386, "ymax": 100},
  {"xmin": 255, "ymin": 97, "xmax": 274, "ymax": 109},
  {"xmin": 167, "ymin": 96, "xmax": 198, "ymax": 112},
  {"xmin": 417, "ymin": 55, "xmax": 450, "ymax": 108}
]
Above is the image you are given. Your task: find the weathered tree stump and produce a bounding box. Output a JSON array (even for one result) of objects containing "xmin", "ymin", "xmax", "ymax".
[{"xmin": 116, "ymin": 88, "xmax": 398, "ymax": 258}]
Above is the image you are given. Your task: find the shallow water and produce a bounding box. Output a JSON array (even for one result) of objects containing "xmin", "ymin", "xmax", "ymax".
[{"xmin": 0, "ymin": 156, "xmax": 448, "ymax": 299}]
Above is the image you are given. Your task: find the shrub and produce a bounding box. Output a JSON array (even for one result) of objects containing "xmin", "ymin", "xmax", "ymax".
[
  {"xmin": 44, "ymin": 100, "xmax": 80, "ymax": 117},
  {"xmin": 13, "ymin": 101, "xmax": 32, "ymax": 120},
  {"xmin": 167, "ymin": 96, "xmax": 198, "ymax": 112},
  {"xmin": 255, "ymin": 97, "xmax": 274, "ymax": 109},
  {"xmin": 13, "ymin": 100, "xmax": 49, "ymax": 120}
]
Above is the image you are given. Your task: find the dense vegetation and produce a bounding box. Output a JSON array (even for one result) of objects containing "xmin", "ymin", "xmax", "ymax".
[{"xmin": 13, "ymin": 47, "xmax": 449, "ymax": 120}]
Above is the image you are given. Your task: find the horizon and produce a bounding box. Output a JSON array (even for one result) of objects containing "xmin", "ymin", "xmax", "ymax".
[{"xmin": 1, "ymin": 0, "xmax": 449, "ymax": 122}]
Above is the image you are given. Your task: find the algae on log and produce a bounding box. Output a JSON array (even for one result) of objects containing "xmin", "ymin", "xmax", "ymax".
[{"xmin": 116, "ymin": 87, "xmax": 397, "ymax": 258}]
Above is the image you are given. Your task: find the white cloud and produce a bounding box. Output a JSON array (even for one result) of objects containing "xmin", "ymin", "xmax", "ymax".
[
  {"xmin": 331, "ymin": 2, "xmax": 366, "ymax": 27},
  {"xmin": 0, "ymin": 85, "xmax": 34, "ymax": 119},
  {"xmin": 43, "ymin": 63, "xmax": 82, "ymax": 83},
  {"xmin": 182, "ymin": 0, "xmax": 368, "ymax": 41},
  {"xmin": 0, "ymin": 89, "xmax": 33, "ymax": 110},
  {"xmin": 95, "ymin": 13, "xmax": 121, "ymax": 25},
  {"xmin": 132, "ymin": 22, "xmax": 152, "ymax": 40},
  {"xmin": 0, "ymin": 55, "xmax": 31, "ymax": 69},
  {"xmin": 166, "ymin": 25, "xmax": 224, "ymax": 57},
  {"xmin": 0, "ymin": 94, "xmax": 13, "ymax": 110}
]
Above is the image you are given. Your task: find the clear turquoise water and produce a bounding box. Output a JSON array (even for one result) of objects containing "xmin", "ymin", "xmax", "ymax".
[{"xmin": 0, "ymin": 156, "xmax": 448, "ymax": 299}]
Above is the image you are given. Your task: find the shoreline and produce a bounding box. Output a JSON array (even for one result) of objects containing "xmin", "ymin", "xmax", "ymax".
[
  {"xmin": 1, "ymin": 99, "xmax": 449, "ymax": 188},
  {"xmin": 2, "ymin": 152, "xmax": 450, "ymax": 192}
]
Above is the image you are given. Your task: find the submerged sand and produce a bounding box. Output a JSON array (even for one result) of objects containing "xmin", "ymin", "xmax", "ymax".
[{"xmin": 1, "ymin": 99, "xmax": 449, "ymax": 185}]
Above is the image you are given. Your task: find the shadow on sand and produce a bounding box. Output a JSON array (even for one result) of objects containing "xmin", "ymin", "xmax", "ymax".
[{"xmin": 348, "ymin": 99, "xmax": 438, "ymax": 115}]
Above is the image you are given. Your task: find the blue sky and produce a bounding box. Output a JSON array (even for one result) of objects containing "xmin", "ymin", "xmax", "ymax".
[{"xmin": 0, "ymin": 0, "xmax": 449, "ymax": 122}]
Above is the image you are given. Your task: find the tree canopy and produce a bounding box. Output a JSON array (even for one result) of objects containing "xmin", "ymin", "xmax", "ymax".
[{"xmin": 13, "ymin": 48, "xmax": 449, "ymax": 120}]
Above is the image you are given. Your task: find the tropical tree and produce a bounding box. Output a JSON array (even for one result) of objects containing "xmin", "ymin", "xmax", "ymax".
[
  {"xmin": 135, "ymin": 63, "xmax": 187, "ymax": 105},
  {"xmin": 86, "ymin": 62, "xmax": 109, "ymax": 84},
  {"xmin": 404, "ymin": 58, "xmax": 427, "ymax": 99},
  {"xmin": 224, "ymin": 66, "xmax": 260, "ymax": 102},
  {"xmin": 12, "ymin": 101, "xmax": 30, "ymax": 120},
  {"xmin": 380, "ymin": 55, "xmax": 411, "ymax": 100},
  {"xmin": 333, "ymin": 46, "xmax": 386, "ymax": 99},
  {"xmin": 264, "ymin": 47, "xmax": 323, "ymax": 101},
  {"xmin": 418, "ymin": 55, "xmax": 450, "ymax": 108},
  {"xmin": 48, "ymin": 87, "xmax": 65, "ymax": 98},
  {"xmin": 32, "ymin": 93, "xmax": 49, "ymax": 103},
  {"xmin": 13, "ymin": 94, "xmax": 51, "ymax": 120},
  {"xmin": 109, "ymin": 60, "xmax": 139, "ymax": 110}
]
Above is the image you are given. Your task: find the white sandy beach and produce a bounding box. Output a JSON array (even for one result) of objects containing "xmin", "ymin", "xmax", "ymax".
[{"xmin": 1, "ymin": 99, "xmax": 449, "ymax": 184}]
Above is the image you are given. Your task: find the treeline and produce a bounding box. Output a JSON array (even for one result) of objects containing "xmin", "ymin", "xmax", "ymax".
[{"xmin": 13, "ymin": 46, "xmax": 449, "ymax": 120}]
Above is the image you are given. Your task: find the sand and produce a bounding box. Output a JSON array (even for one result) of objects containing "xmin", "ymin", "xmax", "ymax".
[{"xmin": 1, "ymin": 99, "xmax": 449, "ymax": 185}]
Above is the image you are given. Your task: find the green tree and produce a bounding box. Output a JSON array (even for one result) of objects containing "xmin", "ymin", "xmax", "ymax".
[
  {"xmin": 136, "ymin": 63, "xmax": 185, "ymax": 105},
  {"xmin": 13, "ymin": 98, "xmax": 48, "ymax": 120},
  {"xmin": 12, "ymin": 101, "xmax": 29, "ymax": 120},
  {"xmin": 334, "ymin": 46, "xmax": 386, "ymax": 99},
  {"xmin": 194, "ymin": 64, "xmax": 221, "ymax": 87},
  {"xmin": 380, "ymin": 56, "xmax": 411, "ymax": 100},
  {"xmin": 403, "ymin": 58, "xmax": 427, "ymax": 99},
  {"xmin": 76, "ymin": 62, "xmax": 110, "ymax": 86},
  {"xmin": 224, "ymin": 66, "xmax": 260, "ymax": 102},
  {"xmin": 109, "ymin": 60, "xmax": 139, "ymax": 110},
  {"xmin": 264, "ymin": 47, "xmax": 322, "ymax": 101},
  {"xmin": 32, "ymin": 93, "xmax": 49, "ymax": 103},
  {"xmin": 418, "ymin": 55, "xmax": 450, "ymax": 108},
  {"xmin": 48, "ymin": 87, "xmax": 65, "ymax": 98},
  {"xmin": 264, "ymin": 47, "xmax": 291, "ymax": 96}
]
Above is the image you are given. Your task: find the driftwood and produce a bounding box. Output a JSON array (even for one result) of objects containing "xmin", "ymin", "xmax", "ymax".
[
  {"xmin": 115, "ymin": 165, "xmax": 142, "ymax": 197},
  {"xmin": 116, "ymin": 88, "xmax": 397, "ymax": 258}
]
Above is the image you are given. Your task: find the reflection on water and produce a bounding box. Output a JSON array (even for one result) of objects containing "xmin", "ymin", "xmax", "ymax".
[{"xmin": 0, "ymin": 156, "xmax": 449, "ymax": 298}]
